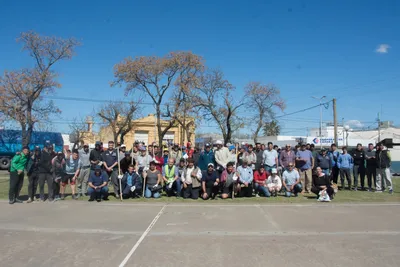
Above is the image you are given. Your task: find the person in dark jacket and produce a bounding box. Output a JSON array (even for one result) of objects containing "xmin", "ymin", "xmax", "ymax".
[
  {"xmin": 38, "ymin": 141, "xmax": 54, "ymax": 201},
  {"xmin": 365, "ymin": 143, "xmax": 377, "ymax": 191},
  {"xmin": 26, "ymin": 146, "xmax": 41, "ymax": 203},
  {"xmin": 89, "ymin": 141, "xmax": 103, "ymax": 170},
  {"xmin": 121, "ymin": 165, "xmax": 142, "ymax": 198},
  {"xmin": 201, "ymin": 163, "xmax": 220, "ymax": 200},
  {"xmin": 312, "ymin": 167, "xmax": 334, "ymax": 199},
  {"xmin": 87, "ymin": 166, "xmax": 109, "ymax": 202},
  {"xmin": 192, "ymin": 147, "xmax": 200, "ymax": 167},
  {"xmin": 198, "ymin": 144, "xmax": 215, "ymax": 171},
  {"xmin": 351, "ymin": 143, "xmax": 366, "ymax": 191},
  {"xmin": 315, "ymin": 149, "xmax": 332, "ymax": 177},
  {"xmin": 120, "ymin": 152, "xmax": 135, "ymax": 174},
  {"xmin": 254, "ymin": 143, "xmax": 264, "ymax": 170},
  {"xmin": 375, "ymin": 143, "xmax": 393, "ymax": 194}
]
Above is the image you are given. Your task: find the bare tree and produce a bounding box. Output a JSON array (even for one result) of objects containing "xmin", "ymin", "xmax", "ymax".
[
  {"xmin": 191, "ymin": 69, "xmax": 244, "ymax": 145},
  {"xmin": 97, "ymin": 101, "xmax": 140, "ymax": 144},
  {"xmin": 112, "ymin": 52, "xmax": 203, "ymax": 148},
  {"xmin": 245, "ymin": 82, "xmax": 285, "ymax": 143},
  {"xmin": 69, "ymin": 117, "xmax": 88, "ymax": 150},
  {"xmin": 0, "ymin": 31, "xmax": 80, "ymax": 146}
]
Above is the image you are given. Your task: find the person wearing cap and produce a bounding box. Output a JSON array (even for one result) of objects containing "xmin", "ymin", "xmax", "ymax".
[
  {"xmin": 87, "ymin": 166, "xmax": 109, "ymax": 202},
  {"xmin": 119, "ymin": 144, "xmax": 127, "ymax": 160},
  {"xmin": 60, "ymin": 150, "xmax": 82, "ymax": 200},
  {"xmin": 228, "ymin": 145, "xmax": 238, "ymax": 166},
  {"xmin": 169, "ymin": 144, "xmax": 181, "ymax": 165},
  {"xmin": 144, "ymin": 161, "xmax": 163, "ymax": 198},
  {"xmin": 162, "ymin": 148, "xmax": 169, "ymax": 166},
  {"xmin": 52, "ymin": 151, "xmax": 66, "ymax": 201},
  {"xmin": 295, "ymin": 143, "xmax": 314, "ymax": 194},
  {"xmin": 8, "ymin": 146, "xmax": 30, "ymax": 204},
  {"xmin": 328, "ymin": 144, "xmax": 340, "ymax": 184},
  {"xmin": 236, "ymin": 160, "xmax": 254, "ymax": 197},
  {"xmin": 120, "ymin": 152, "xmax": 135, "ymax": 174},
  {"xmin": 214, "ymin": 140, "xmax": 230, "ymax": 172},
  {"xmin": 163, "ymin": 158, "xmax": 181, "ymax": 198},
  {"xmin": 253, "ymin": 166, "xmax": 270, "ymax": 197},
  {"xmin": 26, "ymin": 146, "xmax": 41, "ymax": 203},
  {"xmin": 337, "ymin": 146, "xmax": 353, "ymax": 190},
  {"xmin": 89, "ymin": 141, "xmax": 103, "ymax": 171},
  {"xmin": 101, "ymin": 141, "xmax": 120, "ymax": 198},
  {"xmin": 365, "ymin": 143, "xmax": 377, "ymax": 191},
  {"xmin": 315, "ymin": 148, "xmax": 332, "ymax": 177},
  {"xmin": 121, "ymin": 164, "xmax": 142, "ymax": 198},
  {"xmin": 375, "ymin": 142, "xmax": 393, "ymax": 194},
  {"xmin": 282, "ymin": 163, "xmax": 302, "ymax": 197},
  {"xmin": 38, "ymin": 141, "xmax": 55, "ymax": 202},
  {"xmin": 266, "ymin": 168, "xmax": 282, "ymax": 197},
  {"xmin": 137, "ymin": 146, "xmax": 153, "ymax": 173},
  {"xmin": 201, "ymin": 163, "xmax": 220, "ymax": 200},
  {"xmin": 198, "ymin": 144, "xmax": 215, "ymax": 171},
  {"xmin": 181, "ymin": 158, "xmax": 202, "ymax": 199},
  {"xmin": 131, "ymin": 143, "xmax": 140, "ymax": 163},
  {"xmin": 351, "ymin": 143, "xmax": 366, "ymax": 191},
  {"xmin": 262, "ymin": 142, "xmax": 278, "ymax": 174},
  {"xmin": 77, "ymin": 144, "xmax": 91, "ymax": 198}
]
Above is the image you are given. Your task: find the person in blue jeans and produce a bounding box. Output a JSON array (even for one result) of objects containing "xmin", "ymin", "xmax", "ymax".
[
  {"xmin": 144, "ymin": 161, "xmax": 162, "ymax": 198},
  {"xmin": 282, "ymin": 164, "xmax": 302, "ymax": 197},
  {"xmin": 337, "ymin": 146, "xmax": 353, "ymax": 190},
  {"xmin": 87, "ymin": 166, "xmax": 109, "ymax": 202},
  {"xmin": 253, "ymin": 166, "xmax": 270, "ymax": 197},
  {"xmin": 162, "ymin": 158, "xmax": 181, "ymax": 198}
]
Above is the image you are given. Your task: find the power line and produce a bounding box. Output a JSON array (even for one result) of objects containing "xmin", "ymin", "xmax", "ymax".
[
  {"xmin": 275, "ymin": 100, "xmax": 332, "ymax": 119},
  {"xmin": 44, "ymin": 96, "xmax": 163, "ymax": 106}
]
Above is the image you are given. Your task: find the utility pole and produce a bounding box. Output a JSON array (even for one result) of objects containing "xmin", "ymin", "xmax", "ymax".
[
  {"xmin": 377, "ymin": 112, "xmax": 381, "ymax": 142},
  {"xmin": 333, "ymin": 98, "xmax": 338, "ymax": 145}
]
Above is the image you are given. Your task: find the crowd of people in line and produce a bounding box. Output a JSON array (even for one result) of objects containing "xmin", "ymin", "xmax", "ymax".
[{"xmin": 8, "ymin": 138, "xmax": 394, "ymax": 204}]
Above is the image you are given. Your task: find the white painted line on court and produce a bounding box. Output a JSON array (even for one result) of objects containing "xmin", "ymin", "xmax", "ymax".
[
  {"xmin": 254, "ymin": 204, "xmax": 281, "ymax": 231},
  {"xmin": 0, "ymin": 225, "xmax": 143, "ymax": 235},
  {"xmin": 119, "ymin": 205, "xmax": 167, "ymax": 267}
]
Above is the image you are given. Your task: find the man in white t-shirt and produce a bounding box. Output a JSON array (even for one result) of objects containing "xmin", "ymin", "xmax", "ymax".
[{"xmin": 262, "ymin": 142, "xmax": 278, "ymax": 173}]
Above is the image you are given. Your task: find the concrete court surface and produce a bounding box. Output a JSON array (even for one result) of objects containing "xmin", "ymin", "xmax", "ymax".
[{"xmin": 0, "ymin": 202, "xmax": 400, "ymax": 267}]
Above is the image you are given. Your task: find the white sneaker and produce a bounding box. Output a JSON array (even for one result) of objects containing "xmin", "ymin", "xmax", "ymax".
[{"xmin": 255, "ymin": 194, "xmax": 260, "ymax": 198}]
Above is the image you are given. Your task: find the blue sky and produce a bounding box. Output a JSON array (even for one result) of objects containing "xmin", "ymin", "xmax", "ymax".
[{"xmin": 1, "ymin": 0, "xmax": 399, "ymax": 137}]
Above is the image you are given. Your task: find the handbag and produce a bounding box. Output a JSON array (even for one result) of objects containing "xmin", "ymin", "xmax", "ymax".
[
  {"xmin": 318, "ymin": 190, "xmax": 331, "ymax": 202},
  {"xmin": 149, "ymin": 184, "xmax": 163, "ymax": 192}
]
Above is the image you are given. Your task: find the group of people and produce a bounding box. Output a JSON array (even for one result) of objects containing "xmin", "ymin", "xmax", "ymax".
[{"xmin": 8, "ymin": 139, "xmax": 394, "ymax": 204}]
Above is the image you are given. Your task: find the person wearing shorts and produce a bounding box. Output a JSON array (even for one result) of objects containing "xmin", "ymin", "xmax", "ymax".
[{"xmin": 61, "ymin": 151, "xmax": 82, "ymax": 200}]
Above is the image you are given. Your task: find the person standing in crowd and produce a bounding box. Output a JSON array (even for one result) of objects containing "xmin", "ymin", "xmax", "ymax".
[
  {"xmin": 244, "ymin": 145, "xmax": 257, "ymax": 171},
  {"xmin": 220, "ymin": 162, "xmax": 237, "ymax": 199},
  {"xmin": 312, "ymin": 167, "xmax": 334, "ymax": 200},
  {"xmin": 87, "ymin": 166, "xmax": 109, "ymax": 202},
  {"xmin": 236, "ymin": 160, "xmax": 253, "ymax": 197},
  {"xmin": 170, "ymin": 144, "xmax": 181, "ymax": 164},
  {"xmin": 120, "ymin": 152, "xmax": 135, "ymax": 174},
  {"xmin": 131, "ymin": 143, "xmax": 140, "ymax": 163},
  {"xmin": 201, "ymin": 163, "xmax": 220, "ymax": 200},
  {"xmin": 266, "ymin": 168, "xmax": 282, "ymax": 197},
  {"xmin": 253, "ymin": 166, "xmax": 270, "ymax": 197},
  {"xmin": 214, "ymin": 140, "xmax": 230, "ymax": 172},
  {"xmin": 337, "ymin": 146, "xmax": 353, "ymax": 190},
  {"xmin": 282, "ymin": 163, "xmax": 302, "ymax": 197},
  {"xmin": 261, "ymin": 144, "xmax": 266, "ymax": 151},
  {"xmin": 77, "ymin": 144, "xmax": 91, "ymax": 198},
  {"xmin": 9, "ymin": 146, "xmax": 29, "ymax": 204},
  {"xmin": 192, "ymin": 147, "xmax": 200, "ymax": 167},
  {"xmin": 89, "ymin": 141, "xmax": 103, "ymax": 171},
  {"xmin": 52, "ymin": 151, "xmax": 66, "ymax": 201},
  {"xmin": 121, "ymin": 164, "xmax": 142, "ymax": 199},
  {"xmin": 61, "ymin": 150, "xmax": 82, "ymax": 200},
  {"xmin": 237, "ymin": 147, "xmax": 246, "ymax": 166},
  {"xmin": 228, "ymin": 145, "xmax": 238, "ymax": 166},
  {"xmin": 152, "ymin": 149, "xmax": 165, "ymax": 173},
  {"xmin": 315, "ymin": 148, "xmax": 332, "ymax": 177},
  {"xmin": 39, "ymin": 141, "xmax": 54, "ymax": 202},
  {"xmin": 254, "ymin": 143, "xmax": 264, "ymax": 170},
  {"xmin": 352, "ymin": 143, "xmax": 366, "ymax": 191},
  {"xmin": 181, "ymin": 158, "xmax": 202, "ymax": 199},
  {"xmin": 186, "ymin": 141, "xmax": 194, "ymax": 158},
  {"xmin": 163, "ymin": 158, "xmax": 181, "ymax": 198},
  {"xmin": 310, "ymin": 144, "xmax": 318, "ymax": 160},
  {"xmin": 119, "ymin": 144, "xmax": 127, "ymax": 159},
  {"xmin": 328, "ymin": 144, "xmax": 340, "ymax": 184},
  {"xmin": 295, "ymin": 143, "xmax": 314, "ymax": 194},
  {"xmin": 365, "ymin": 143, "xmax": 377, "ymax": 191},
  {"xmin": 102, "ymin": 141, "xmax": 119, "ymax": 198},
  {"xmin": 262, "ymin": 142, "xmax": 278, "ymax": 173},
  {"xmin": 162, "ymin": 148, "xmax": 169, "ymax": 166},
  {"xmin": 375, "ymin": 142, "xmax": 393, "ymax": 194},
  {"xmin": 279, "ymin": 144, "xmax": 295, "ymax": 171},
  {"xmin": 144, "ymin": 161, "xmax": 163, "ymax": 198},
  {"xmin": 26, "ymin": 146, "xmax": 41, "ymax": 203},
  {"xmin": 137, "ymin": 147, "xmax": 153, "ymax": 173}
]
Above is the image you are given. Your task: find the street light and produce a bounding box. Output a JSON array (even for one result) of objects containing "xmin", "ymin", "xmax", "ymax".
[
  {"xmin": 312, "ymin": 95, "xmax": 326, "ymax": 148},
  {"xmin": 344, "ymin": 125, "xmax": 350, "ymax": 146}
]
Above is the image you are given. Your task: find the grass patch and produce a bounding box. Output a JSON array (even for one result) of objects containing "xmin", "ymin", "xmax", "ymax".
[{"xmin": 1, "ymin": 171, "xmax": 399, "ymax": 203}]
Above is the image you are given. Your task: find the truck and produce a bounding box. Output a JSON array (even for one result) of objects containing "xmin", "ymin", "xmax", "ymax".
[{"xmin": 0, "ymin": 130, "xmax": 64, "ymax": 170}]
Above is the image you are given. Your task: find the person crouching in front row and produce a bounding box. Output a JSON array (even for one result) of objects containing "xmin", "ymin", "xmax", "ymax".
[
  {"xmin": 201, "ymin": 163, "xmax": 220, "ymax": 200},
  {"xmin": 87, "ymin": 166, "xmax": 109, "ymax": 202},
  {"xmin": 121, "ymin": 164, "xmax": 142, "ymax": 199},
  {"xmin": 181, "ymin": 158, "xmax": 202, "ymax": 199},
  {"xmin": 266, "ymin": 168, "xmax": 282, "ymax": 197},
  {"xmin": 236, "ymin": 160, "xmax": 253, "ymax": 197},
  {"xmin": 312, "ymin": 167, "xmax": 334, "ymax": 200}
]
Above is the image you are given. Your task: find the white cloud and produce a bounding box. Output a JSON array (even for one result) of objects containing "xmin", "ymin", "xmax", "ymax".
[
  {"xmin": 375, "ymin": 44, "xmax": 390, "ymax": 54},
  {"xmin": 346, "ymin": 120, "xmax": 364, "ymax": 128}
]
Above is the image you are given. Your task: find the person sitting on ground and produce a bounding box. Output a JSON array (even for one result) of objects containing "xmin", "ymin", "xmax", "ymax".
[
  {"xmin": 220, "ymin": 162, "xmax": 237, "ymax": 199},
  {"xmin": 181, "ymin": 158, "xmax": 202, "ymax": 199},
  {"xmin": 177, "ymin": 158, "xmax": 186, "ymax": 178},
  {"xmin": 236, "ymin": 160, "xmax": 253, "ymax": 197},
  {"xmin": 312, "ymin": 167, "xmax": 334, "ymax": 199},
  {"xmin": 144, "ymin": 161, "xmax": 163, "ymax": 199},
  {"xmin": 121, "ymin": 164, "xmax": 142, "ymax": 199},
  {"xmin": 266, "ymin": 168, "xmax": 282, "ymax": 197},
  {"xmin": 87, "ymin": 166, "xmax": 109, "ymax": 202},
  {"xmin": 253, "ymin": 166, "xmax": 270, "ymax": 197},
  {"xmin": 201, "ymin": 163, "xmax": 220, "ymax": 200},
  {"xmin": 282, "ymin": 163, "xmax": 302, "ymax": 197},
  {"xmin": 120, "ymin": 152, "xmax": 135, "ymax": 174},
  {"xmin": 163, "ymin": 158, "xmax": 181, "ymax": 198}
]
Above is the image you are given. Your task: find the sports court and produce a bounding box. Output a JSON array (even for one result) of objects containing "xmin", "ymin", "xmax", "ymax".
[{"xmin": 0, "ymin": 201, "xmax": 399, "ymax": 267}]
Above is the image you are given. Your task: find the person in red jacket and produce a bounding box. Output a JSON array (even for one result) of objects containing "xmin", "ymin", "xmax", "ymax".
[{"xmin": 253, "ymin": 166, "xmax": 271, "ymax": 197}]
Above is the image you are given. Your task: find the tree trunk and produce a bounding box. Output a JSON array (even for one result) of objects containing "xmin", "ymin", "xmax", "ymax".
[{"xmin": 156, "ymin": 106, "xmax": 164, "ymax": 149}]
